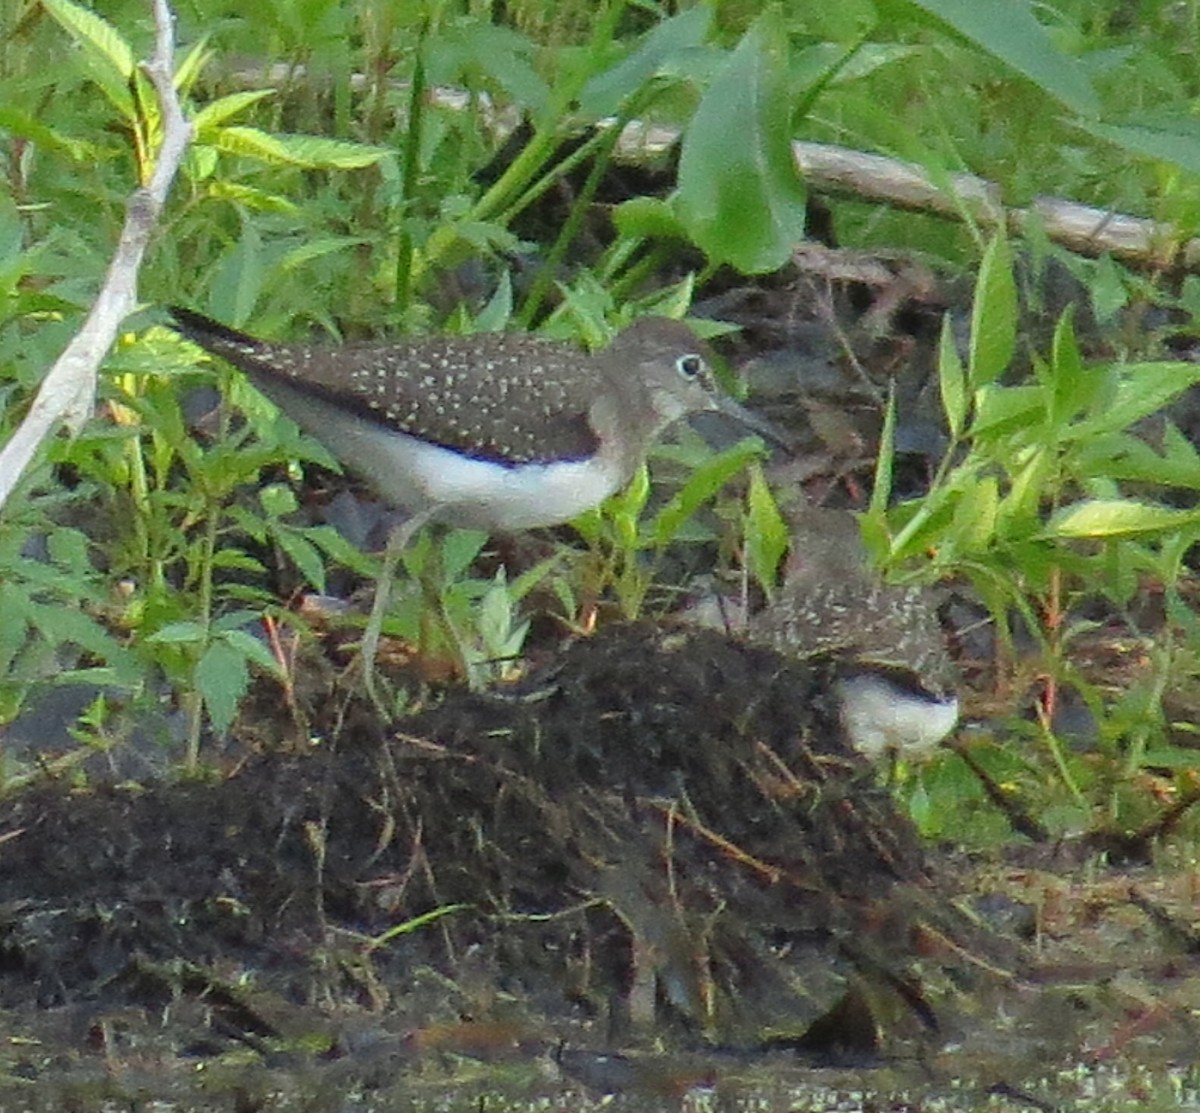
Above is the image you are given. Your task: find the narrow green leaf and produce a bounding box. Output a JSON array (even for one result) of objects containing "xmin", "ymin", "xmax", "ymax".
[
  {"xmin": 273, "ymin": 133, "xmax": 393, "ymax": 169},
  {"xmin": 475, "ymin": 272, "xmax": 514, "ymax": 332},
  {"xmin": 968, "ymin": 234, "xmax": 1017, "ymax": 388},
  {"xmin": 650, "ymin": 439, "xmax": 762, "ymax": 547},
  {"xmin": 210, "ymin": 127, "xmax": 390, "ymax": 169},
  {"xmin": 28, "ymin": 603, "xmax": 134, "ymax": 676},
  {"xmin": 309, "ymin": 525, "xmax": 377, "ymax": 577},
  {"xmin": 508, "ymin": 553, "xmax": 564, "ymax": 604},
  {"xmin": 610, "ymin": 463, "xmax": 652, "ymax": 551},
  {"xmin": 744, "ymin": 464, "xmax": 788, "ymax": 598},
  {"xmin": 146, "ymin": 621, "xmax": 208, "ymax": 645},
  {"xmin": 1089, "ymin": 253, "xmax": 1128, "ymax": 323},
  {"xmin": 676, "ymin": 7, "xmax": 807, "ymax": 273},
  {"xmin": 0, "ymin": 585, "xmax": 30, "ymax": 670},
  {"xmin": 42, "ymin": 0, "xmax": 134, "ymax": 79},
  {"xmin": 1078, "ymin": 119, "xmax": 1200, "ymax": 176},
  {"xmin": 274, "ymin": 529, "xmax": 327, "ymax": 593},
  {"xmin": 1046, "ymin": 309, "xmax": 1091, "ymax": 425},
  {"xmin": 197, "ymin": 638, "xmax": 249, "ymax": 735},
  {"xmin": 438, "ymin": 23, "xmax": 551, "ymax": 119},
  {"xmin": 907, "ymin": 778, "xmax": 935, "ymax": 838},
  {"xmin": 1073, "ymin": 363, "xmax": 1200, "ymax": 440},
  {"xmin": 906, "ymin": 0, "xmax": 1099, "ymax": 117},
  {"xmin": 206, "ymin": 181, "xmax": 300, "ymax": 214},
  {"xmin": 969, "ymin": 383, "xmax": 1043, "ymax": 439},
  {"xmin": 613, "ymin": 196, "xmax": 690, "ymax": 242},
  {"xmin": 869, "ymin": 388, "xmax": 898, "ymax": 518},
  {"xmin": 1047, "ymin": 499, "xmax": 1200, "ymax": 539},
  {"xmin": 1001, "ymin": 446, "xmax": 1053, "ymax": 526},
  {"xmin": 0, "ymin": 107, "xmax": 96, "ymax": 160},
  {"xmin": 937, "ymin": 314, "xmax": 966, "ymax": 439},
  {"xmin": 366, "ymin": 903, "xmax": 472, "ymax": 950},
  {"xmin": 218, "ymin": 629, "xmax": 282, "ymax": 676},
  {"xmin": 211, "ymin": 551, "xmax": 267, "ymax": 573},
  {"xmin": 209, "ymin": 222, "xmax": 264, "ymax": 326},
  {"xmin": 193, "ymin": 90, "xmax": 277, "ymax": 132},
  {"xmin": 950, "ymin": 473, "xmax": 998, "ymax": 553},
  {"xmin": 173, "ymin": 34, "xmax": 213, "ymax": 96},
  {"xmin": 440, "ymin": 530, "xmax": 490, "ymax": 582},
  {"xmin": 580, "ymin": 6, "xmax": 712, "ymax": 118}
]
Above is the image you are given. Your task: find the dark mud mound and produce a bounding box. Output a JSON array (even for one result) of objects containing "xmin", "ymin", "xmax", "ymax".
[{"xmin": 0, "ymin": 625, "xmax": 1011, "ymax": 1068}]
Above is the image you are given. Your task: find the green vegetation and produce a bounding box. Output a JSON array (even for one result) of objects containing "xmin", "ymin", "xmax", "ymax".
[{"xmin": 3, "ymin": 0, "xmax": 1200, "ymax": 850}]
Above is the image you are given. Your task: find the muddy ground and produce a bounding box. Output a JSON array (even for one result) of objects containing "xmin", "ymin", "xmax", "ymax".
[{"xmin": 0, "ymin": 624, "xmax": 1198, "ymax": 1111}]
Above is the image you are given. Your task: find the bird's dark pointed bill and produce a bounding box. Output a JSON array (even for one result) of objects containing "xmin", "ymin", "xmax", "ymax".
[{"xmin": 714, "ymin": 395, "xmax": 796, "ymax": 454}]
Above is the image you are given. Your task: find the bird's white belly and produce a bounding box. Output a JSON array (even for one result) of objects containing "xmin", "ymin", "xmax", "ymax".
[
  {"xmin": 345, "ymin": 418, "xmax": 623, "ymax": 531},
  {"xmin": 836, "ymin": 672, "xmax": 959, "ymax": 758},
  {"xmin": 251, "ymin": 376, "xmax": 625, "ymax": 530}
]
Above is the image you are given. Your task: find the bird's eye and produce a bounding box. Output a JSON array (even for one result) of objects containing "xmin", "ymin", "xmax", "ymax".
[{"xmin": 676, "ymin": 354, "xmax": 705, "ymax": 381}]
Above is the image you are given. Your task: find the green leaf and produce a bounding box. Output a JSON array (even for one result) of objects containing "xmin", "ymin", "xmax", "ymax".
[
  {"xmin": 609, "ymin": 463, "xmax": 652, "ymax": 551},
  {"xmin": 650, "ymin": 439, "xmax": 762, "ymax": 547},
  {"xmin": 937, "ymin": 314, "xmax": 966, "ymax": 439},
  {"xmin": 274, "ymin": 528, "xmax": 327, "ymax": 593},
  {"xmin": 1045, "ymin": 309, "xmax": 1093, "ymax": 426},
  {"xmin": 1074, "ymin": 363, "xmax": 1200, "ymax": 440},
  {"xmin": 969, "ymin": 383, "xmax": 1043, "ymax": 439},
  {"xmin": 580, "ymin": 6, "xmax": 712, "ymax": 118},
  {"xmin": 791, "ymin": 41, "xmax": 919, "ymax": 88},
  {"xmin": 209, "ymin": 127, "xmax": 391, "ymax": 169},
  {"xmin": 433, "ymin": 22, "xmax": 551, "ymax": 119},
  {"xmin": 869, "ymin": 388, "xmax": 898, "ymax": 518},
  {"xmin": 676, "ymin": 7, "xmax": 807, "ymax": 273},
  {"xmin": 744, "ymin": 464, "xmax": 788, "ymax": 598},
  {"xmin": 950, "ymin": 473, "xmax": 998, "ymax": 553},
  {"xmin": 613, "ymin": 196, "xmax": 690, "ymax": 242},
  {"xmin": 28, "ymin": 603, "xmax": 135, "ymax": 680},
  {"xmin": 0, "ymin": 106, "xmax": 96, "ymax": 160},
  {"xmin": 907, "ymin": 777, "xmax": 935, "ymax": 838},
  {"xmin": 259, "ymin": 483, "xmax": 298, "ymax": 517},
  {"xmin": 217, "ymin": 629, "xmax": 282, "ymax": 676},
  {"xmin": 173, "ymin": 34, "xmax": 213, "ymax": 96},
  {"xmin": 193, "ymin": 90, "xmax": 277, "ymax": 132},
  {"xmin": 1077, "ymin": 119, "xmax": 1200, "ymax": 176},
  {"xmin": 197, "ymin": 638, "xmax": 249, "ymax": 735},
  {"xmin": 1089, "ymin": 253, "xmax": 1128, "ymax": 324},
  {"xmin": 0, "ymin": 584, "xmax": 30, "ymax": 673},
  {"xmin": 968, "ymin": 234, "xmax": 1017, "ymax": 388},
  {"xmin": 212, "ymin": 550, "xmax": 266, "ymax": 574},
  {"xmin": 209, "ymin": 223, "xmax": 264, "ymax": 327},
  {"xmin": 309, "ymin": 525, "xmax": 376, "ymax": 576},
  {"xmin": 146, "ymin": 622, "xmax": 208, "ymax": 646},
  {"xmin": 905, "ymin": 0, "xmax": 1099, "ymax": 117},
  {"xmin": 42, "ymin": 0, "xmax": 134, "ymax": 79},
  {"xmin": 41, "ymin": 0, "xmax": 137, "ymax": 122},
  {"xmin": 1001, "ymin": 445, "xmax": 1054, "ymax": 527},
  {"xmin": 1047, "ymin": 499, "xmax": 1200, "ymax": 539},
  {"xmin": 205, "ymin": 181, "xmax": 300, "ymax": 214},
  {"xmin": 440, "ymin": 530, "xmax": 490, "ymax": 582},
  {"xmin": 474, "ymin": 272, "xmax": 513, "ymax": 332},
  {"xmin": 46, "ymin": 526, "xmax": 91, "ymax": 571}
]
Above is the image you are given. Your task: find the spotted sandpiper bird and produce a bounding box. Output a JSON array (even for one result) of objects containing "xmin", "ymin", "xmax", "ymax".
[
  {"xmin": 168, "ymin": 308, "xmax": 787, "ymax": 697},
  {"xmin": 751, "ymin": 508, "xmax": 959, "ymax": 758}
]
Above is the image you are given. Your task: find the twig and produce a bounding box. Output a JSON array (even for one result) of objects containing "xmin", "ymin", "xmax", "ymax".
[
  {"xmin": 221, "ymin": 63, "xmax": 1200, "ymax": 273},
  {"xmin": 0, "ymin": 0, "xmax": 192, "ymax": 513},
  {"xmin": 788, "ymin": 141, "xmax": 1197, "ymax": 269}
]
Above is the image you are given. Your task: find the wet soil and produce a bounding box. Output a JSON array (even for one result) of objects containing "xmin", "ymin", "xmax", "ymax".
[{"xmin": 1, "ymin": 625, "xmax": 1198, "ymax": 1110}]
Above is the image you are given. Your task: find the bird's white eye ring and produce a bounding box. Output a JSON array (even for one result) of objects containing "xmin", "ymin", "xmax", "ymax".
[{"xmin": 676, "ymin": 353, "xmax": 705, "ymax": 380}]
